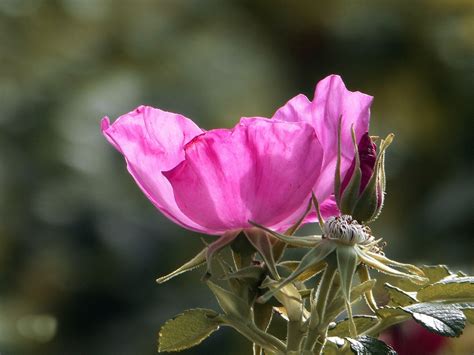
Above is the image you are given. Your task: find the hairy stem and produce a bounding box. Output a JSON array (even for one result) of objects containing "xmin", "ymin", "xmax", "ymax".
[
  {"xmin": 303, "ymin": 262, "xmax": 337, "ymax": 353},
  {"xmin": 225, "ymin": 318, "xmax": 286, "ymax": 355},
  {"xmin": 361, "ymin": 314, "xmax": 411, "ymax": 337},
  {"xmin": 286, "ymin": 320, "xmax": 303, "ymax": 352}
]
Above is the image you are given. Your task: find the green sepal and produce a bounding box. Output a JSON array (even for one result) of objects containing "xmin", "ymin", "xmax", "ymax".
[
  {"xmin": 245, "ymin": 229, "xmax": 279, "ymax": 279},
  {"xmin": 352, "ymin": 134, "xmax": 393, "ymax": 223},
  {"xmin": 249, "ymin": 221, "xmax": 322, "ymax": 248},
  {"xmin": 336, "ymin": 245, "xmax": 359, "ymax": 337},
  {"xmin": 364, "ymin": 250, "xmax": 425, "ymax": 278},
  {"xmin": 355, "ymin": 247, "xmax": 427, "ymax": 284},
  {"xmin": 223, "ymin": 265, "xmax": 264, "ymax": 284},
  {"xmin": 206, "ymin": 231, "xmax": 241, "ymax": 277},
  {"xmin": 339, "ymin": 127, "xmax": 362, "ymax": 215},
  {"xmin": 279, "ymin": 260, "xmax": 327, "ymax": 282},
  {"xmin": 158, "ymin": 308, "xmax": 221, "ymax": 352},
  {"xmin": 258, "ymin": 241, "xmax": 336, "ymax": 304},
  {"xmin": 156, "ymin": 247, "xmax": 207, "ymax": 284},
  {"xmin": 206, "ymin": 281, "xmax": 251, "ymax": 320},
  {"xmin": 230, "ymin": 232, "xmax": 256, "ymax": 269},
  {"xmin": 357, "ymin": 265, "xmax": 378, "ymax": 311}
]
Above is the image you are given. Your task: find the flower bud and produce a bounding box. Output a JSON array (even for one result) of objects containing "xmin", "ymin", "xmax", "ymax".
[{"xmin": 337, "ymin": 131, "xmax": 393, "ymax": 223}]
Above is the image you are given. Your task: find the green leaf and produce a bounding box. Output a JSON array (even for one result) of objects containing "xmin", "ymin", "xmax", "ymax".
[
  {"xmin": 420, "ymin": 265, "xmax": 453, "ymax": 283},
  {"xmin": 245, "ymin": 229, "xmax": 279, "ymax": 279},
  {"xmin": 347, "ymin": 336, "xmax": 396, "ymax": 355},
  {"xmin": 417, "ymin": 277, "xmax": 474, "ymax": 303},
  {"xmin": 328, "ymin": 316, "xmax": 378, "ymax": 337},
  {"xmin": 158, "ymin": 308, "xmax": 221, "ymax": 352},
  {"xmin": 156, "ymin": 247, "xmax": 206, "ymax": 284},
  {"xmin": 376, "ymin": 306, "xmax": 408, "ymax": 320},
  {"xmin": 454, "ymin": 303, "xmax": 474, "ymax": 324},
  {"xmin": 402, "ymin": 303, "xmax": 466, "ymax": 337},
  {"xmin": 207, "ymin": 281, "xmax": 250, "ymax": 320},
  {"xmin": 463, "ymin": 309, "xmax": 474, "ymax": 324},
  {"xmin": 384, "ymin": 283, "xmax": 417, "ymax": 306},
  {"xmin": 387, "ymin": 265, "xmax": 454, "ymax": 292}
]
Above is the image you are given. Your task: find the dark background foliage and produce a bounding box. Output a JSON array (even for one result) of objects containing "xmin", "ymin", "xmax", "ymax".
[{"xmin": 0, "ymin": 1, "xmax": 472, "ymax": 354}]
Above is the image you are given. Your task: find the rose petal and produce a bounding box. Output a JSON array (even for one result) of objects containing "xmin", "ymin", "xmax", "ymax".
[
  {"xmin": 101, "ymin": 105, "xmax": 208, "ymax": 232},
  {"xmin": 272, "ymin": 75, "xmax": 372, "ymax": 210},
  {"xmin": 272, "ymin": 94, "xmax": 313, "ymax": 124},
  {"xmin": 311, "ymin": 75, "xmax": 373, "ymax": 202},
  {"xmin": 164, "ymin": 118, "xmax": 324, "ymax": 234}
]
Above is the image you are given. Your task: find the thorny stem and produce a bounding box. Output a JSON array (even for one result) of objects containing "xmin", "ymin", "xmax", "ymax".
[{"xmin": 303, "ymin": 261, "xmax": 338, "ymax": 353}]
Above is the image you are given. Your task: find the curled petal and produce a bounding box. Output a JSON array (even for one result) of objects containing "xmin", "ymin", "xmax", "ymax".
[
  {"xmin": 271, "ymin": 75, "xmax": 372, "ymax": 218},
  {"xmin": 101, "ymin": 105, "xmax": 207, "ymax": 232},
  {"xmin": 164, "ymin": 118, "xmax": 324, "ymax": 234}
]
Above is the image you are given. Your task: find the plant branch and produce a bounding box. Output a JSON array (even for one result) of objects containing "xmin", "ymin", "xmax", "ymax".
[{"xmin": 303, "ymin": 261, "xmax": 338, "ymax": 353}]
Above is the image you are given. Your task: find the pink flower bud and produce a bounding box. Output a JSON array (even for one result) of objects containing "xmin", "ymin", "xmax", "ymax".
[{"xmin": 338, "ymin": 131, "xmax": 391, "ymax": 223}]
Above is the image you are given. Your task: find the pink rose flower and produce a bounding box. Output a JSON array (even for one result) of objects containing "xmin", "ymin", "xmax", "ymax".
[{"xmin": 101, "ymin": 75, "xmax": 372, "ymax": 236}]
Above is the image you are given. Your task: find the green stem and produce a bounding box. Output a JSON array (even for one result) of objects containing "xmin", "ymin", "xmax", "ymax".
[
  {"xmin": 303, "ymin": 262, "xmax": 337, "ymax": 353},
  {"xmin": 286, "ymin": 320, "xmax": 303, "ymax": 352},
  {"xmin": 224, "ymin": 317, "xmax": 286, "ymax": 354},
  {"xmin": 253, "ymin": 344, "xmax": 262, "ymax": 355},
  {"xmin": 361, "ymin": 315, "xmax": 410, "ymax": 337}
]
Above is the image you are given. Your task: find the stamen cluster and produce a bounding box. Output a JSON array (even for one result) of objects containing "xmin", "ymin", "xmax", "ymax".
[{"xmin": 323, "ymin": 215, "xmax": 373, "ymax": 245}]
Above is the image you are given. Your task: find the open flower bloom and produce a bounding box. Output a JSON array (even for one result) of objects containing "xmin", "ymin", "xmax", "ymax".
[{"xmin": 101, "ymin": 75, "xmax": 372, "ymax": 236}]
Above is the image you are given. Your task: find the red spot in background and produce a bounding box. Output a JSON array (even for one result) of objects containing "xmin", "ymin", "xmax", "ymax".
[{"xmin": 381, "ymin": 320, "xmax": 448, "ymax": 355}]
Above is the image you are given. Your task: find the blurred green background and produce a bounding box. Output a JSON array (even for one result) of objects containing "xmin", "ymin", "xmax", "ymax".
[{"xmin": 0, "ymin": 1, "xmax": 473, "ymax": 354}]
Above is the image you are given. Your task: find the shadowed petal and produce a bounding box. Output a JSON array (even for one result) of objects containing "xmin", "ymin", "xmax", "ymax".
[{"xmin": 164, "ymin": 118, "xmax": 324, "ymax": 234}]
